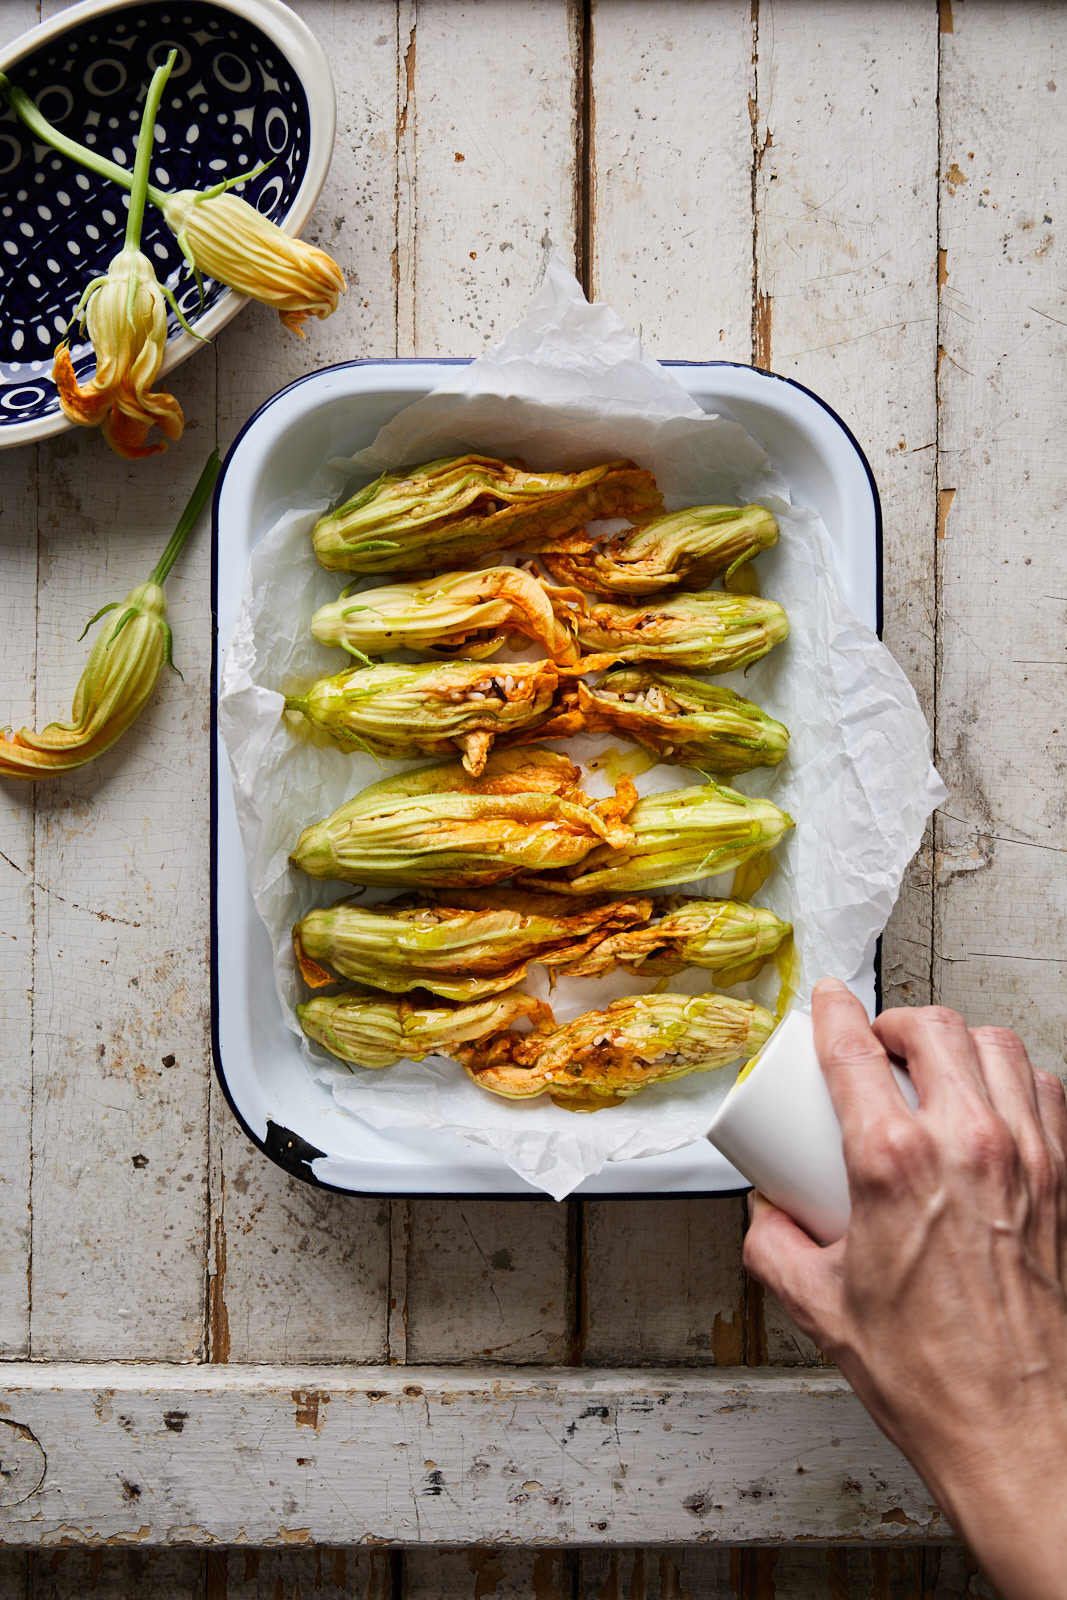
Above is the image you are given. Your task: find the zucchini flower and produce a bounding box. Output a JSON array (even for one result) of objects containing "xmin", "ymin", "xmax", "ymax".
[
  {"xmin": 576, "ymin": 670, "xmax": 789, "ymax": 775},
  {"xmin": 0, "ymin": 453, "xmax": 220, "ymax": 778},
  {"xmin": 541, "ymin": 504, "xmax": 778, "ymax": 596},
  {"xmin": 545, "ymin": 586, "xmax": 790, "ymax": 673},
  {"xmin": 50, "ymin": 53, "xmax": 189, "ymax": 458},
  {"xmin": 457, "ymin": 991, "xmax": 776, "ymax": 1109},
  {"xmin": 162, "ymin": 186, "xmax": 345, "ymax": 337},
  {"xmin": 53, "ymin": 247, "xmax": 184, "ymax": 459},
  {"xmin": 288, "ymin": 747, "xmax": 637, "ymax": 889},
  {"xmin": 552, "ymin": 896, "xmax": 792, "ymax": 986},
  {"xmin": 0, "ymin": 65, "xmax": 344, "ymax": 342},
  {"xmin": 311, "ymin": 454, "xmax": 663, "ymax": 574},
  {"xmin": 311, "ymin": 565, "xmax": 580, "ymax": 665},
  {"xmin": 526, "ymin": 781, "xmax": 793, "ymax": 895},
  {"xmin": 284, "ymin": 659, "xmax": 561, "ymax": 776},
  {"xmin": 293, "ymin": 889, "xmax": 652, "ymax": 1001},
  {"xmin": 298, "ymin": 990, "xmax": 554, "ymax": 1072}
]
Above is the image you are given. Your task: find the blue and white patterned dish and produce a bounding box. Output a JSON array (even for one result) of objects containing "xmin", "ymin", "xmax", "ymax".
[{"xmin": 0, "ymin": 0, "xmax": 335, "ymax": 448}]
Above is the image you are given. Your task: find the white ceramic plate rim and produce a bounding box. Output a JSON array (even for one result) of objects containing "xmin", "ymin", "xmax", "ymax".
[
  {"xmin": 0, "ymin": 0, "xmax": 336, "ymax": 448},
  {"xmin": 212, "ymin": 358, "xmax": 881, "ymax": 1197}
]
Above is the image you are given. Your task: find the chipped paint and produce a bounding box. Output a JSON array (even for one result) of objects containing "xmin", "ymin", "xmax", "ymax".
[
  {"xmin": 291, "ymin": 1390, "xmax": 330, "ymax": 1431},
  {"xmin": 753, "ymin": 291, "xmax": 773, "ymax": 371}
]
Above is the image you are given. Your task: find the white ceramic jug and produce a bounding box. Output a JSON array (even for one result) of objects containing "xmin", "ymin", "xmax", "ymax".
[{"xmin": 705, "ymin": 1006, "xmax": 919, "ymax": 1245}]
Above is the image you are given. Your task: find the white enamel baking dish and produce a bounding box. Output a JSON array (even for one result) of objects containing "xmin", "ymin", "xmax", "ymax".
[{"xmin": 211, "ymin": 359, "xmax": 881, "ymax": 1197}]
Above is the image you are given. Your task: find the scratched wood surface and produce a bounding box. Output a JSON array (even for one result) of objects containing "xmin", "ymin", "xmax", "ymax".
[{"xmin": 1, "ymin": 0, "xmax": 1064, "ymax": 1592}]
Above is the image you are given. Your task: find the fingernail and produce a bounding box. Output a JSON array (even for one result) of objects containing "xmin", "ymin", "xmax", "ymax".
[
  {"xmin": 746, "ymin": 1190, "xmax": 755, "ymax": 1219},
  {"xmin": 813, "ymin": 976, "xmax": 849, "ymax": 995}
]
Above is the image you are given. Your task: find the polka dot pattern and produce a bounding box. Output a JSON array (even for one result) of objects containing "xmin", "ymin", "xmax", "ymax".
[{"xmin": 0, "ymin": 0, "xmax": 311, "ymax": 428}]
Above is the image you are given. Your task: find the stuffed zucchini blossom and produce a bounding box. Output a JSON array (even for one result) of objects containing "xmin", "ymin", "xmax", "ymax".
[
  {"xmin": 458, "ymin": 991, "xmax": 775, "ymax": 1109},
  {"xmin": 297, "ymin": 991, "xmax": 554, "ymax": 1072}
]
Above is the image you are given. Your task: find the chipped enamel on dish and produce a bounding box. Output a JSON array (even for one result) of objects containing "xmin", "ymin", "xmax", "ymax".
[
  {"xmin": 0, "ymin": 0, "xmax": 335, "ymax": 448},
  {"xmin": 213, "ymin": 359, "xmax": 881, "ymax": 1198}
]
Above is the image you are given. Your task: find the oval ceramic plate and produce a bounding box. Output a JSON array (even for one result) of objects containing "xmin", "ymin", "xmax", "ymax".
[
  {"xmin": 211, "ymin": 359, "xmax": 882, "ymax": 1199},
  {"xmin": 0, "ymin": 0, "xmax": 335, "ymax": 448}
]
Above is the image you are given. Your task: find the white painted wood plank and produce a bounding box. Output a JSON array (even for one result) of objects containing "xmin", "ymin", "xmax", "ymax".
[
  {"xmin": 208, "ymin": 1113, "xmax": 390, "ymax": 1364},
  {"xmin": 0, "ymin": 449, "xmax": 37, "ymax": 1361},
  {"xmin": 934, "ymin": 1, "xmax": 1067, "ymax": 1066},
  {"xmin": 27, "ymin": 421, "xmax": 218, "ymax": 1359},
  {"xmin": 16, "ymin": 7, "xmax": 217, "ymax": 1361},
  {"xmin": 400, "ymin": 1201, "xmax": 573, "ymax": 1365},
  {"xmin": 582, "ymin": 1200, "xmax": 747, "ymax": 1366},
  {"xmin": 588, "ymin": 0, "xmax": 755, "ymax": 359},
  {"xmin": 208, "ymin": 0, "xmax": 397, "ymax": 1367},
  {"xmin": 383, "ymin": 0, "xmax": 582, "ymax": 1363},
  {"xmin": 0, "ymin": 1365, "xmax": 947, "ymax": 1547},
  {"xmin": 212, "ymin": 0, "xmax": 398, "ymax": 426},
  {"xmin": 582, "ymin": 3, "xmax": 756, "ymax": 1374},
  {"xmin": 395, "ymin": 0, "xmax": 580, "ymax": 356},
  {"xmin": 0, "ymin": 0, "xmax": 42, "ymax": 1372},
  {"xmin": 754, "ymin": 0, "xmax": 941, "ymax": 1013}
]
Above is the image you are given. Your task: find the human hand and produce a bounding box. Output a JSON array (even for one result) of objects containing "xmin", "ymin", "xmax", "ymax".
[{"xmin": 743, "ymin": 979, "xmax": 1067, "ymax": 1600}]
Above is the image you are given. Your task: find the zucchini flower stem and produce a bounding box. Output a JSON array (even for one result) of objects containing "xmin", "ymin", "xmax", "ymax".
[
  {"xmin": 0, "ymin": 72, "xmax": 168, "ymax": 209},
  {"xmin": 0, "ymin": 67, "xmax": 345, "ymax": 338},
  {"xmin": 123, "ymin": 53, "xmax": 174, "ymax": 252},
  {"xmin": 149, "ymin": 448, "xmax": 222, "ymax": 589}
]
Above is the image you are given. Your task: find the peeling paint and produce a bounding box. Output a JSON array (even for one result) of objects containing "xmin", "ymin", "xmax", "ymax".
[
  {"xmin": 936, "ymin": 486, "xmax": 955, "ymax": 540},
  {"xmin": 292, "ymin": 1390, "xmax": 330, "ymax": 1431}
]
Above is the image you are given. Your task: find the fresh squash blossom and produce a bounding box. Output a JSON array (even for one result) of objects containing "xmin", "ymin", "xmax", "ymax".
[
  {"xmin": 53, "ymin": 247, "xmax": 183, "ymax": 460},
  {"xmin": 163, "ymin": 189, "xmax": 346, "ymax": 336}
]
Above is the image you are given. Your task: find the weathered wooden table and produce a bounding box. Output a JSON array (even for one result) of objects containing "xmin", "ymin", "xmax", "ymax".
[{"xmin": 1, "ymin": 1, "xmax": 1063, "ymax": 1594}]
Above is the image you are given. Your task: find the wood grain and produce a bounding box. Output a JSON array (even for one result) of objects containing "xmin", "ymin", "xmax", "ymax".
[
  {"xmin": 582, "ymin": 1199, "xmax": 747, "ymax": 1366},
  {"xmin": 752, "ymin": 0, "xmax": 941, "ymax": 1012},
  {"xmin": 0, "ymin": 1365, "xmax": 948, "ymax": 1547},
  {"xmin": 0, "ymin": 0, "xmax": 46, "ymax": 1367},
  {"xmin": 0, "ymin": 1549, "xmax": 28, "ymax": 1600},
  {"xmin": 403, "ymin": 1549, "xmax": 570, "ymax": 1599},
  {"xmin": 207, "ymin": 0, "xmax": 398, "ymax": 1370},
  {"xmin": 579, "ymin": 1546, "xmax": 741, "ymax": 1599},
  {"xmin": 934, "ymin": 1, "xmax": 1067, "ymax": 1065},
  {"xmin": 399, "ymin": 1200, "xmax": 573, "ymax": 1365},
  {"xmin": 0, "ymin": 1, "xmax": 1060, "ymax": 1585},
  {"xmin": 205, "ymin": 1547, "xmax": 394, "ymax": 1599},
  {"xmin": 26, "ymin": 1548, "xmax": 206, "ymax": 1600},
  {"xmin": 0, "ymin": 446, "xmax": 37, "ymax": 1360},
  {"xmin": 394, "ymin": 0, "xmax": 580, "ymax": 356},
  {"xmin": 379, "ymin": 0, "xmax": 583, "ymax": 1366},
  {"xmin": 587, "ymin": 0, "xmax": 755, "ymax": 359},
  {"xmin": 27, "ymin": 427, "xmax": 218, "ymax": 1360},
  {"xmin": 581, "ymin": 0, "xmax": 756, "ymax": 1370}
]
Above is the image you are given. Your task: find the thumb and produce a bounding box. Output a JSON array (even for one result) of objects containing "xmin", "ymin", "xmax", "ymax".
[{"xmin": 743, "ymin": 1192, "xmax": 844, "ymax": 1347}]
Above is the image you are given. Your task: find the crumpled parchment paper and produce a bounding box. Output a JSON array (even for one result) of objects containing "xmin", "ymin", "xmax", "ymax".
[{"xmin": 218, "ymin": 258, "xmax": 947, "ymax": 1200}]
